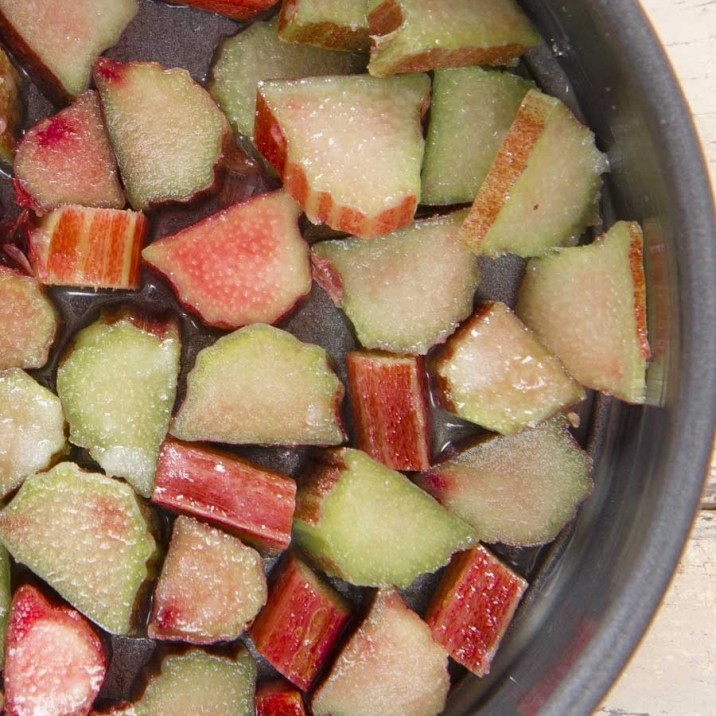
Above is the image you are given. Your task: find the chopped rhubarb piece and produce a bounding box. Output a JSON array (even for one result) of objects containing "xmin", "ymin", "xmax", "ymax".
[
  {"xmin": 28, "ymin": 206, "xmax": 147, "ymax": 290},
  {"xmin": 0, "ymin": 369, "xmax": 67, "ymax": 498},
  {"xmin": 367, "ymin": 0, "xmax": 539, "ymax": 78},
  {"xmin": 94, "ymin": 58, "xmax": 229, "ymax": 211},
  {"xmin": 0, "ymin": 462, "xmax": 158, "ymax": 634},
  {"xmin": 0, "ymin": 266, "xmax": 57, "ymax": 371},
  {"xmin": 149, "ymin": 516, "xmax": 267, "ymax": 644},
  {"xmin": 251, "ymin": 552, "xmax": 351, "ymax": 690},
  {"xmin": 432, "ymin": 302, "xmax": 585, "ymax": 434},
  {"xmin": 293, "ymin": 448, "xmax": 475, "ymax": 587},
  {"xmin": 0, "ymin": 0, "xmax": 137, "ymax": 102},
  {"xmin": 14, "ymin": 91, "xmax": 125, "ymax": 213},
  {"xmin": 313, "ymin": 589, "xmax": 449, "ymax": 716},
  {"xmin": 460, "ymin": 89, "xmax": 608, "ymax": 257},
  {"xmin": 516, "ymin": 221, "xmax": 650, "ymax": 403},
  {"xmin": 256, "ymin": 681, "xmax": 307, "ymax": 716},
  {"xmin": 415, "ymin": 419, "xmax": 593, "ymax": 546},
  {"xmin": 152, "ymin": 438, "xmax": 296, "ymax": 553},
  {"xmin": 426, "ymin": 545, "xmax": 527, "ymax": 676},
  {"xmin": 4, "ymin": 585, "xmax": 106, "ymax": 716},
  {"xmin": 57, "ymin": 311, "xmax": 180, "ymax": 497},
  {"xmin": 172, "ymin": 324, "xmax": 345, "ymax": 446},
  {"xmin": 312, "ymin": 211, "xmax": 479, "ymax": 353},
  {"xmin": 0, "ymin": 546, "xmax": 9, "ymax": 669},
  {"xmin": 143, "ymin": 191, "xmax": 310, "ymax": 328},
  {"xmin": 346, "ymin": 351, "xmax": 431, "ymax": 471},
  {"xmin": 0, "ymin": 48, "xmax": 22, "ymax": 167},
  {"xmin": 255, "ymin": 73, "xmax": 429, "ymax": 238},
  {"xmin": 165, "ymin": 0, "xmax": 278, "ymax": 21}
]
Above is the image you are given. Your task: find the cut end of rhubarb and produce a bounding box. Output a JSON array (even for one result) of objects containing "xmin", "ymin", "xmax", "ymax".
[{"xmin": 256, "ymin": 680, "xmax": 307, "ymax": 716}]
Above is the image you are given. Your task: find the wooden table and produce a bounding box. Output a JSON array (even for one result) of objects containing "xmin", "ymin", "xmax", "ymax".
[{"xmin": 596, "ymin": 1, "xmax": 716, "ymax": 713}]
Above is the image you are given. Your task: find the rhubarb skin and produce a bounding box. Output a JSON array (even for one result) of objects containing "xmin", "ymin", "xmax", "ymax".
[
  {"xmin": 346, "ymin": 351, "xmax": 431, "ymax": 471},
  {"xmin": 256, "ymin": 681, "xmax": 307, "ymax": 716},
  {"xmin": 251, "ymin": 552, "xmax": 351, "ymax": 690},
  {"xmin": 425, "ymin": 545, "xmax": 527, "ymax": 676},
  {"xmin": 0, "ymin": 48, "xmax": 22, "ymax": 167},
  {"xmin": 165, "ymin": 0, "xmax": 278, "ymax": 21}
]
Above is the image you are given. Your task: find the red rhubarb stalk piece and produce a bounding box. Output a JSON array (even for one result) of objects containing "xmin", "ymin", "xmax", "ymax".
[
  {"xmin": 165, "ymin": 0, "xmax": 278, "ymax": 21},
  {"xmin": 256, "ymin": 680, "xmax": 307, "ymax": 716}
]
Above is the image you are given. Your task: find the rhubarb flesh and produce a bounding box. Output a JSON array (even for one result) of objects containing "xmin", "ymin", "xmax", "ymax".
[
  {"xmin": 0, "ymin": 48, "xmax": 22, "ymax": 167},
  {"xmin": 256, "ymin": 681, "xmax": 307, "ymax": 716}
]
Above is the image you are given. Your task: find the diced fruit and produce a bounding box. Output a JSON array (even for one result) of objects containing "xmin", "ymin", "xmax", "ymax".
[
  {"xmin": 516, "ymin": 221, "xmax": 650, "ymax": 403},
  {"xmin": 14, "ymin": 91, "xmax": 125, "ymax": 213},
  {"xmin": 172, "ymin": 324, "xmax": 345, "ymax": 446},
  {"xmin": 256, "ymin": 681, "xmax": 307, "ymax": 716},
  {"xmin": 4, "ymin": 585, "xmax": 106, "ymax": 716},
  {"xmin": 94, "ymin": 58, "xmax": 229, "ymax": 211},
  {"xmin": 210, "ymin": 18, "xmax": 366, "ymax": 139},
  {"xmin": 153, "ymin": 438, "xmax": 296, "ymax": 553},
  {"xmin": 57, "ymin": 311, "xmax": 180, "ymax": 498},
  {"xmin": 425, "ymin": 545, "xmax": 527, "ymax": 676},
  {"xmin": 0, "ymin": 462, "xmax": 158, "ymax": 634},
  {"xmin": 0, "ymin": 368, "xmax": 67, "ymax": 498},
  {"xmin": 0, "ymin": 0, "xmax": 137, "ymax": 102},
  {"xmin": 0, "ymin": 546, "xmax": 9, "ymax": 669},
  {"xmin": 312, "ymin": 589, "xmax": 449, "ymax": 716},
  {"xmin": 459, "ymin": 89, "xmax": 608, "ymax": 257},
  {"xmin": 251, "ymin": 552, "xmax": 351, "ymax": 690},
  {"xmin": 255, "ymin": 73, "xmax": 429, "ymax": 238},
  {"xmin": 312, "ymin": 211, "xmax": 479, "ymax": 353},
  {"xmin": 293, "ymin": 448, "xmax": 476, "ymax": 587},
  {"xmin": 148, "ymin": 516, "xmax": 267, "ymax": 644},
  {"xmin": 346, "ymin": 351, "xmax": 431, "ymax": 471},
  {"xmin": 415, "ymin": 419, "xmax": 593, "ymax": 546},
  {"xmin": 432, "ymin": 302, "xmax": 585, "ymax": 434},
  {"xmin": 421, "ymin": 67, "xmax": 531, "ymax": 206},
  {"xmin": 28, "ymin": 206, "xmax": 147, "ymax": 290},
  {"xmin": 0, "ymin": 266, "xmax": 57, "ymax": 371},
  {"xmin": 367, "ymin": 0, "xmax": 539, "ymax": 78},
  {"xmin": 165, "ymin": 0, "xmax": 278, "ymax": 21},
  {"xmin": 0, "ymin": 48, "xmax": 22, "ymax": 167},
  {"xmin": 143, "ymin": 191, "xmax": 310, "ymax": 328}
]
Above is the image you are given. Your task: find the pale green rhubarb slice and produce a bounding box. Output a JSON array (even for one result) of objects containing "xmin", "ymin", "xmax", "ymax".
[
  {"xmin": 0, "ymin": 462, "xmax": 158, "ymax": 634},
  {"xmin": 460, "ymin": 88, "xmax": 608, "ymax": 256},
  {"xmin": 172, "ymin": 324, "xmax": 345, "ymax": 446},
  {"xmin": 0, "ymin": 48, "xmax": 22, "ymax": 167},
  {"xmin": 255, "ymin": 73, "xmax": 429, "ymax": 239},
  {"xmin": 57, "ymin": 311, "xmax": 180, "ymax": 497},
  {"xmin": 432, "ymin": 302, "xmax": 584, "ymax": 434},
  {"xmin": 367, "ymin": 0, "xmax": 539, "ymax": 78},
  {"xmin": 313, "ymin": 589, "xmax": 449, "ymax": 716},
  {"xmin": 312, "ymin": 211, "xmax": 479, "ymax": 353},
  {"xmin": 94, "ymin": 58, "xmax": 229, "ymax": 211},
  {"xmin": 0, "ymin": 369, "xmax": 67, "ymax": 498},
  {"xmin": 293, "ymin": 448, "xmax": 476, "ymax": 587},
  {"xmin": 210, "ymin": 18, "xmax": 365, "ymax": 139},
  {"xmin": 415, "ymin": 419, "xmax": 593, "ymax": 546},
  {"xmin": 516, "ymin": 221, "xmax": 650, "ymax": 403},
  {"xmin": 421, "ymin": 67, "xmax": 531, "ymax": 206}
]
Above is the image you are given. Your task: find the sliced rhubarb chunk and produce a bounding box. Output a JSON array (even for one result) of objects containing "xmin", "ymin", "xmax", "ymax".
[
  {"xmin": 346, "ymin": 351, "xmax": 431, "ymax": 471},
  {"xmin": 421, "ymin": 67, "xmax": 531, "ymax": 206},
  {"xmin": 0, "ymin": 0, "xmax": 137, "ymax": 102},
  {"xmin": 0, "ymin": 48, "xmax": 22, "ymax": 167},
  {"xmin": 256, "ymin": 681, "xmax": 307, "ymax": 716},
  {"xmin": 251, "ymin": 552, "xmax": 351, "ymax": 690},
  {"xmin": 516, "ymin": 221, "xmax": 650, "ymax": 403},
  {"xmin": 0, "ymin": 267, "xmax": 57, "ymax": 371},
  {"xmin": 312, "ymin": 212, "xmax": 479, "ymax": 353},
  {"xmin": 172, "ymin": 324, "xmax": 345, "ymax": 446},
  {"xmin": 432, "ymin": 302, "xmax": 585, "ymax": 434},
  {"xmin": 143, "ymin": 191, "xmax": 310, "ymax": 329},
  {"xmin": 14, "ymin": 91, "xmax": 125, "ymax": 213},
  {"xmin": 0, "ymin": 462, "xmax": 158, "ymax": 634},
  {"xmin": 165, "ymin": 0, "xmax": 278, "ymax": 21},
  {"xmin": 460, "ymin": 89, "xmax": 608, "ymax": 257},
  {"xmin": 148, "ymin": 516, "xmax": 267, "ymax": 644},
  {"xmin": 94, "ymin": 58, "xmax": 229, "ymax": 211},
  {"xmin": 313, "ymin": 589, "xmax": 449, "ymax": 716},
  {"xmin": 0, "ymin": 546, "xmax": 9, "ymax": 669},
  {"xmin": 293, "ymin": 448, "xmax": 476, "ymax": 587},
  {"xmin": 426, "ymin": 545, "xmax": 527, "ymax": 676},
  {"xmin": 0, "ymin": 368, "xmax": 67, "ymax": 498},
  {"xmin": 367, "ymin": 0, "xmax": 539, "ymax": 78},
  {"xmin": 210, "ymin": 18, "xmax": 366, "ymax": 139},
  {"xmin": 28, "ymin": 206, "xmax": 147, "ymax": 290},
  {"xmin": 415, "ymin": 419, "xmax": 593, "ymax": 546},
  {"xmin": 4, "ymin": 585, "xmax": 106, "ymax": 716},
  {"xmin": 57, "ymin": 311, "xmax": 180, "ymax": 497},
  {"xmin": 255, "ymin": 73, "xmax": 429, "ymax": 238}
]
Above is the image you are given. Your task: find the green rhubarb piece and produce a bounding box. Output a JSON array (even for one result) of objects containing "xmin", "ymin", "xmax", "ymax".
[
  {"xmin": 57, "ymin": 311, "xmax": 180, "ymax": 498},
  {"xmin": 0, "ymin": 545, "xmax": 9, "ymax": 670},
  {"xmin": 0, "ymin": 48, "xmax": 21, "ymax": 166},
  {"xmin": 0, "ymin": 462, "xmax": 157, "ymax": 634}
]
